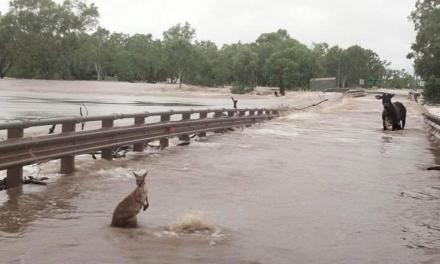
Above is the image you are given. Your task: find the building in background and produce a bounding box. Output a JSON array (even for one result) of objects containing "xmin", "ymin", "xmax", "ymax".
[{"xmin": 310, "ymin": 77, "xmax": 337, "ymax": 91}]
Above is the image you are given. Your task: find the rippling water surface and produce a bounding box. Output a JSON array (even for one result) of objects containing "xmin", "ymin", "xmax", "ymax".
[{"xmin": 1, "ymin": 80, "xmax": 440, "ymax": 263}]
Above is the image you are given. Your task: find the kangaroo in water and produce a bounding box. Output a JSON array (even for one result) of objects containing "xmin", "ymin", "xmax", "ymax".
[{"xmin": 111, "ymin": 171, "xmax": 149, "ymax": 228}]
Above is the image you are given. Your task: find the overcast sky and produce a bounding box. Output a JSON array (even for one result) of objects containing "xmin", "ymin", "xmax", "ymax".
[{"xmin": 0, "ymin": 0, "xmax": 417, "ymax": 72}]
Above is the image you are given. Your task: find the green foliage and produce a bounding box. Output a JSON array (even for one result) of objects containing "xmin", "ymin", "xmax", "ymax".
[
  {"xmin": 266, "ymin": 44, "xmax": 315, "ymax": 94},
  {"xmin": 0, "ymin": 13, "xmax": 16, "ymax": 78},
  {"xmin": 382, "ymin": 69, "xmax": 416, "ymax": 89},
  {"xmin": 423, "ymin": 78, "xmax": 440, "ymax": 103},
  {"xmin": 312, "ymin": 44, "xmax": 387, "ymax": 88},
  {"xmin": 409, "ymin": 0, "xmax": 440, "ymax": 101},
  {"xmin": 232, "ymin": 45, "xmax": 258, "ymax": 88},
  {"xmin": 2, "ymin": 0, "xmax": 98, "ymax": 79},
  {"xmin": 163, "ymin": 22, "xmax": 196, "ymax": 88}
]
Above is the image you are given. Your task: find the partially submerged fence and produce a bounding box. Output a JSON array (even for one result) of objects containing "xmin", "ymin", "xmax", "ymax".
[{"xmin": 0, "ymin": 108, "xmax": 281, "ymax": 189}]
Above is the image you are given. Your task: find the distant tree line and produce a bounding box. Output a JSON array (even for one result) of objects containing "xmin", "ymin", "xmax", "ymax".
[{"xmin": 0, "ymin": 0, "xmax": 415, "ymax": 94}]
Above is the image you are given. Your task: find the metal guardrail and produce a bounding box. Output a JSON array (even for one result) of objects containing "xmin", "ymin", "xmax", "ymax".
[
  {"xmin": 414, "ymin": 89, "xmax": 440, "ymax": 138},
  {"xmin": 422, "ymin": 110, "xmax": 440, "ymax": 137},
  {"xmin": 344, "ymin": 89, "xmax": 366, "ymax": 97},
  {"xmin": 0, "ymin": 107, "xmax": 281, "ymax": 189}
]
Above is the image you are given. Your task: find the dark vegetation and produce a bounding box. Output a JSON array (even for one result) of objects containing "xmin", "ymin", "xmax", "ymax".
[{"xmin": 409, "ymin": 0, "xmax": 440, "ymax": 102}]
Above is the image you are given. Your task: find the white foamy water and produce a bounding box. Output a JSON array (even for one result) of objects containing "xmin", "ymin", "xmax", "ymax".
[{"xmin": 169, "ymin": 211, "xmax": 216, "ymax": 234}]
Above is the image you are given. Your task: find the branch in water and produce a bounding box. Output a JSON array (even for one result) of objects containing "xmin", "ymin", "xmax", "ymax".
[{"xmin": 290, "ymin": 99, "xmax": 329, "ymax": 111}]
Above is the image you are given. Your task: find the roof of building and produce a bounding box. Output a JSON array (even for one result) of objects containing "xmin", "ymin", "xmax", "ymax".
[{"xmin": 310, "ymin": 77, "xmax": 337, "ymax": 81}]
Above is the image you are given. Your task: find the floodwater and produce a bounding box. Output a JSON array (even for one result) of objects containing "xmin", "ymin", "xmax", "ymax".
[{"xmin": 1, "ymin": 80, "xmax": 440, "ymax": 264}]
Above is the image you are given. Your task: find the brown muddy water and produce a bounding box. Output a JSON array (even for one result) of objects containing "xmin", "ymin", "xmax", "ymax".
[{"xmin": 1, "ymin": 80, "xmax": 440, "ymax": 264}]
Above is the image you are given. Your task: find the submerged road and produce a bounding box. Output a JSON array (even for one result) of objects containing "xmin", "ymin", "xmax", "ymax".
[{"xmin": 1, "ymin": 94, "xmax": 440, "ymax": 263}]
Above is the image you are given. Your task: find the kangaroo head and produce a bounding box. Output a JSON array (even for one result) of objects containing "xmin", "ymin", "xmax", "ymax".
[{"xmin": 133, "ymin": 170, "xmax": 148, "ymax": 188}]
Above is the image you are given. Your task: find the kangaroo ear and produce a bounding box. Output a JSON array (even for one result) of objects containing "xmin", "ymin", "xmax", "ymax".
[
  {"xmin": 375, "ymin": 95, "xmax": 383, "ymax": 100},
  {"xmin": 132, "ymin": 172, "xmax": 139, "ymax": 177},
  {"xmin": 142, "ymin": 170, "xmax": 148, "ymax": 178},
  {"xmin": 389, "ymin": 94, "xmax": 395, "ymax": 98}
]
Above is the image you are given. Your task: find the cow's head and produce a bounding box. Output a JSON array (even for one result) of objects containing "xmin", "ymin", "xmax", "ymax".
[{"xmin": 375, "ymin": 93, "xmax": 394, "ymax": 109}]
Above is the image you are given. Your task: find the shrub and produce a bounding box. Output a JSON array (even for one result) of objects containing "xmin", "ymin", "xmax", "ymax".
[
  {"xmin": 230, "ymin": 83, "xmax": 255, "ymax": 94},
  {"xmin": 423, "ymin": 77, "xmax": 440, "ymax": 103}
]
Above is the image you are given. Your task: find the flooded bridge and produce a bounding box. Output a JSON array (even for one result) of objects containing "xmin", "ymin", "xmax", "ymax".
[{"xmin": 1, "ymin": 83, "xmax": 440, "ymax": 263}]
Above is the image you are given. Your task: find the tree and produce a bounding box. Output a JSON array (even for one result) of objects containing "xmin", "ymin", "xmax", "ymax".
[
  {"xmin": 409, "ymin": 0, "xmax": 440, "ymax": 102},
  {"xmin": 2, "ymin": 0, "xmax": 98, "ymax": 79},
  {"xmin": 163, "ymin": 22, "xmax": 196, "ymax": 88},
  {"xmin": 331, "ymin": 45, "xmax": 386, "ymax": 88},
  {"xmin": 254, "ymin": 29, "xmax": 301, "ymax": 86},
  {"xmin": 192, "ymin": 40, "xmax": 219, "ymax": 86},
  {"xmin": 321, "ymin": 45, "xmax": 343, "ymax": 86},
  {"xmin": 382, "ymin": 69, "xmax": 416, "ymax": 89},
  {"xmin": 311, "ymin": 42, "xmax": 329, "ymax": 78},
  {"xmin": 0, "ymin": 13, "xmax": 16, "ymax": 78},
  {"xmin": 266, "ymin": 44, "xmax": 315, "ymax": 95},
  {"xmin": 232, "ymin": 45, "xmax": 258, "ymax": 88}
]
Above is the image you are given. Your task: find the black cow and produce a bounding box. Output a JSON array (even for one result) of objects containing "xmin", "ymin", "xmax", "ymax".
[{"xmin": 375, "ymin": 93, "xmax": 406, "ymax": 131}]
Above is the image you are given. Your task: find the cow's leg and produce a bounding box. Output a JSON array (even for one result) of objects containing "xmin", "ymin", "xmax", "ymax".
[
  {"xmin": 382, "ymin": 111, "xmax": 388, "ymax": 131},
  {"xmin": 401, "ymin": 111, "xmax": 406, "ymax": 130}
]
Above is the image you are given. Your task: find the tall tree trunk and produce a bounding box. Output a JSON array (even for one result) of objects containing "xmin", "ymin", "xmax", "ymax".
[
  {"xmin": 177, "ymin": 67, "xmax": 183, "ymax": 88},
  {"xmin": 94, "ymin": 63, "xmax": 103, "ymax": 81},
  {"xmin": 279, "ymin": 75, "xmax": 286, "ymax": 96},
  {"xmin": 0, "ymin": 60, "xmax": 12, "ymax": 79},
  {"xmin": 341, "ymin": 76, "xmax": 347, "ymax": 88}
]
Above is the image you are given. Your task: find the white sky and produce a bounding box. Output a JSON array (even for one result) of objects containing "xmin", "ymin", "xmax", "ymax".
[{"xmin": 0, "ymin": 0, "xmax": 417, "ymax": 72}]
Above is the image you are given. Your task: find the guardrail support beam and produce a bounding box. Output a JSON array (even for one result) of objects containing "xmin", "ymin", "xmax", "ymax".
[
  {"xmin": 214, "ymin": 111, "xmax": 226, "ymax": 133},
  {"xmin": 133, "ymin": 117, "xmax": 145, "ymax": 152},
  {"xmin": 198, "ymin": 112, "xmax": 208, "ymax": 137},
  {"xmin": 160, "ymin": 114, "xmax": 170, "ymax": 149},
  {"xmin": 246, "ymin": 110, "xmax": 256, "ymax": 127},
  {"xmin": 101, "ymin": 119, "xmax": 114, "ymax": 160},
  {"xmin": 178, "ymin": 113, "xmax": 191, "ymax": 141},
  {"xmin": 6, "ymin": 127, "xmax": 24, "ymax": 189},
  {"xmin": 267, "ymin": 110, "xmax": 274, "ymax": 120},
  {"xmin": 60, "ymin": 122, "xmax": 76, "ymax": 174}
]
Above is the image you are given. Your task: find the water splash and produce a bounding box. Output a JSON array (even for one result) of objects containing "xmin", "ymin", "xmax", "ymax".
[{"xmin": 169, "ymin": 211, "xmax": 215, "ymax": 234}]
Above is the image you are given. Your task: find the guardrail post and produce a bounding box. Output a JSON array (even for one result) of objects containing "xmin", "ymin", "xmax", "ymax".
[
  {"xmin": 6, "ymin": 127, "xmax": 24, "ymax": 189},
  {"xmin": 198, "ymin": 112, "xmax": 207, "ymax": 137},
  {"xmin": 239, "ymin": 110, "xmax": 246, "ymax": 117},
  {"xmin": 214, "ymin": 110, "xmax": 225, "ymax": 133},
  {"xmin": 214, "ymin": 110, "xmax": 223, "ymax": 118},
  {"xmin": 60, "ymin": 122, "xmax": 76, "ymax": 174},
  {"xmin": 133, "ymin": 117, "xmax": 145, "ymax": 152},
  {"xmin": 160, "ymin": 114, "xmax": 170, "ymax": 149},
  {"xmin": 178, "ymin": 113, "xmax": 191, "ymax": 141},
  {"xmin": 101, "ymin": 118, "xmax": 114, "ymax": 160},
  {"xmin": 246, "ymin": 109, "xmax": 255, "ymax": 127},
  {"xmin": 267, "ymin": 110, "xmax": 274, "ymax": 120},
  {"xmin": 228, "ymin": 110, "xmax": 235, "ymax": 117}
]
